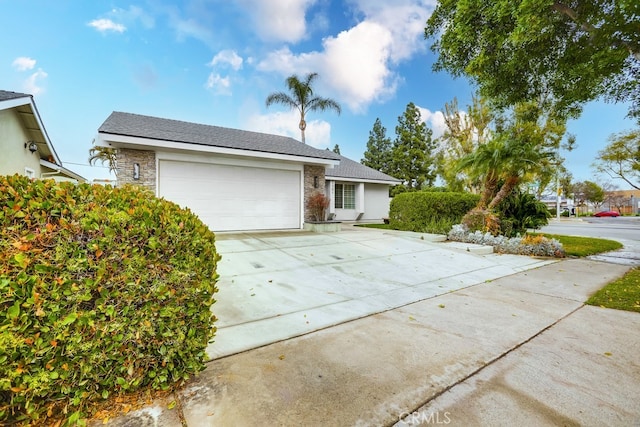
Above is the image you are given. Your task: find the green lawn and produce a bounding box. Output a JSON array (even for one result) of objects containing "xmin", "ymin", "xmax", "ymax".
[
  {"xmin": 355, "ymin": 223, "xmax": 393, "ymax": 230},
  {"xmin": 587, "ymin": 267, "xmax": 640, "ymax": 313},
  {"xmin": 530, "ymin": 233, "xmax": 623, "ymax": 257}
]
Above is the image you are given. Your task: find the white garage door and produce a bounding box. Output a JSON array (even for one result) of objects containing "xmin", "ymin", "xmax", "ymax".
[{"xmin": 158, "ymin": 160, "xmax": 301, "ymax": 231}]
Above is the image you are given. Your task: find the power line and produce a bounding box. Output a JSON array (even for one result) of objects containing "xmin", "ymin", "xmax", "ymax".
[{"xmin": 62, "ymin": 161, "xmax": 111, "ymax": 169}]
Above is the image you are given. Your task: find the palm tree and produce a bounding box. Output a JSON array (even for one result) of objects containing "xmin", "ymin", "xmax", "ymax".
[
  {"xmin": 457, "ymin": 102, "xmax": 562, "ymax": 233},
  {"xmin": 459, "ymin": 102, "xmax": 563, "ymax": 209},
  {"xmin": 88, "ymin": 143, "xmax": 117, "ymax": 176},
  {"xmin": 457, "ymin": 137, "xmax": 503, "ymax": 209},
  {"xmin": 265, "ymin": 72, "xmax": 341, "ymax": 144}
]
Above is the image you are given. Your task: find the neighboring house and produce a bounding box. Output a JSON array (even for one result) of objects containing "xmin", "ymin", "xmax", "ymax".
[
  {"xmin": 0, "ymin": 90, "xmax": 85, "ymax": 182},
  {"xmin": 604, "ymin": 189, "xmax": 639, "ymax": 215},
  {"xmin": 325, "ymin": 154, "xmax": 401, "ymax": 221},
  {"xmin": 96, "ymin": 111, "xmax": 399, "ymax": 232}
]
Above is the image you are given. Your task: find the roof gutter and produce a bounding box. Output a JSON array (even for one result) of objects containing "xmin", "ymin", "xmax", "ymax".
[
  {"xmin": 326, "ymin": 176, "xmax": 402, "ymax": 185},
  {"xmin": 40, "ymin": 159, "xmax": 87, "ymax": 182}
]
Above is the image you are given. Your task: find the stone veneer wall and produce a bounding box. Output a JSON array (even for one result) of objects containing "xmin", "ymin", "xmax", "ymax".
[
  {"xmin": 303, "ymin": 165, "xmax": 326, "ymax": 221},
  {"xmin": 116, "ymin": 148, "xmax": 156, "ymax": 191}
]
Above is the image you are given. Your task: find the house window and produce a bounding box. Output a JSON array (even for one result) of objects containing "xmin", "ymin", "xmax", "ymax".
[
  {"xmin": 335, "ymin": 183, "xmax": 355, "ymax": 209},
  {"xmin": 24, "ymin": 167, "xmax": 35, "ymax": 179}
]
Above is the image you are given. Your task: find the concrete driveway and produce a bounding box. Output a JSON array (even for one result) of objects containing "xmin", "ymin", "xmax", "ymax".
[
  {"xmin": 93, "ymin": 227, "xmax": 639, "ymax": 426},
  {"xmin": 208, "ymin": 226, "xmax": 555, "ymax": 359}
]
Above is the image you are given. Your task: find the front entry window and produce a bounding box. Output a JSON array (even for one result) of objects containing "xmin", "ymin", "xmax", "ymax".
[{"xmin": 335, "ymin": 183, "xmax": 355, "ymax": 209}]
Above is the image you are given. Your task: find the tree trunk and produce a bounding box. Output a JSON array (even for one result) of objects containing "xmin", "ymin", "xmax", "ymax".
[
  {"xmin": 487, "ymin": 175, "xmax": 519, "ymax": 210},
  {"xmin": 478, "ymin": 173, "xmax": 498, "ymax": 209},
  {"xmin": 299, "ymin": 116, "xmax": 307, "ymax": 144}
]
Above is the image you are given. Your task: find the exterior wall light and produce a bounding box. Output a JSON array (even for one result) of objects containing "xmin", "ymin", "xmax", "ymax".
[
  {"xmin": 314, "ymin": 176, "xmax": 318, "ymax": 188},
  {"xmin": 25, "ymin": 141, "xmax": 38, "ymax": 153},
  {"xmin": 133, "ymin": 163, "xmax": 140, "ymax": 180}
]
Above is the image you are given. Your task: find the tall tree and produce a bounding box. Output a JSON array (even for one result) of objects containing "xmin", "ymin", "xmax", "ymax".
[
  {"xmin": 361, "ymin": 118, "xmax": 392, "ymax": 174},
  {"xmin": 583, "ymin": 181, "xmax": 606, "ymax": 210},
  {"xmin": 425, "ymin": 0, "xmax": 640, "ymax": 122},
  {"xmin": 391, "ymin": 102, "xmax": 436, "ymax": 189},
  {"xmin": 437, "ymin": 95, "xmax": 493, "ymax": 192},
  {"xmin": 594, "ymin": 128, "xmax": 640, "ymax": 190},
  {"xmin": 265, "ymin": 72, "xmax": 341, "ymax": 144}
]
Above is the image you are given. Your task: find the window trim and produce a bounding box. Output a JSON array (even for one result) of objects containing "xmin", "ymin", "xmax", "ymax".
[{"xmin": 334, "ymin": 183, "xmax": 356, "ymax": 209}]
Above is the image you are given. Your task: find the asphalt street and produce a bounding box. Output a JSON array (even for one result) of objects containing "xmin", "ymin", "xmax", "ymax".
[{"xmin": 540, "ymin": 217, "xmax": 640, "ymax": 266}]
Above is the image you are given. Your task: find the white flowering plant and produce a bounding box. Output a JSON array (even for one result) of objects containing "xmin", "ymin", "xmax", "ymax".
[{"xmin": 448, "ymin": 224, "xmax": 565, "ymax": 257}]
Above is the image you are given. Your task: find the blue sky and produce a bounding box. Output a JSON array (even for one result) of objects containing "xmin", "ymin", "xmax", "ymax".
[{"xmin": 1, "ymin": 1, "xmax": 636, "ymax": 189}]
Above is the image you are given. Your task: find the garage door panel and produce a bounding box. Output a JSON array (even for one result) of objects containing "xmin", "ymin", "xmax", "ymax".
[{"xmin": 158, "ymin": 160, "xmax": 301, "ymax": 231}]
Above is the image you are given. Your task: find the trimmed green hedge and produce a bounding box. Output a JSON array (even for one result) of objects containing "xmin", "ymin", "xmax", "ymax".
[
  {"xmin": 389, "ymin": 191, "xmax": 480, "ymax": 233},
  {"xmin": 0, "ymin": 175, "xmax": 220, "ymax": 425}
]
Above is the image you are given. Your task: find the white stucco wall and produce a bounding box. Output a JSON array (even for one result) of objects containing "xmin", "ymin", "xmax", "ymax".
[
  {"xmin": 362, "ymin": 183, "xmax": 392, "ymax": 220},
  {"xmin": 326, "ymin": 180, "xmax": 392, "ymax": 221},
  {"xmin": 0, "ymin": 109, "xmax": 42, "ymax": 176}
]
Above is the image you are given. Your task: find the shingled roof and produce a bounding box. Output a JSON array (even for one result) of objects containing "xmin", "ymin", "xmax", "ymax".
[
  {"xmin": 326, "ymin": 154, "xmax": 400, "ymax": 183},
  {"xmin": 99, "ymin": 111, "xmax": 341, "ymax": 161},
  {"xmin": 0, "ymin": 90, "xmax": 30, "ymax": 102}
]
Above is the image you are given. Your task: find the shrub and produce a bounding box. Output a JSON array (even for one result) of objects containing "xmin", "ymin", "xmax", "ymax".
[
  {"xmin": 306, "ymin": 192, "xmax": 330, "ymax": 221},
  {"xmin": 461, "ymin": 208, "xmax": 501, "ymax": 235},
  {"xmin": 389, "ymin": 191, "xmax": 480, "ymax": 234},
  {"xmin": 495, "ymin": 190, "xmax": 550, "ymax": 236},
  {"xmin": 0, "ymin": 175, "xmax": 220, "ymax": 425},
  {"xmin": 448, "ymin": 224, "xmax": 565, "ymax": 257},
  {"xmin": 390, "ymin": 185, "xmax": 410, "ymax": 197}
]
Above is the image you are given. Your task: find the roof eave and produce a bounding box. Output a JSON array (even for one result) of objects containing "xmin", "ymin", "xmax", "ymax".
[
  {"xmin": 0, "ymin": 95, "xmax": 32, "ymax": 110},
  {"xmin": 1, "ymin": 94, "xmax": 62, "ymax": 165},
  {"xmin": 40, "ymin": 159, "xmax": 87, "ymax": 182},
  {"xmin": 97, "ymin": 132, "xmax": 340, "ymax": 167}
]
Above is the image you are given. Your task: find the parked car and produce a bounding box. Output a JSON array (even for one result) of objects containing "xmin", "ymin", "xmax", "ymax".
[{"xmin": 593, "ymin": 210, "xmax": 620, "ymax": 217}]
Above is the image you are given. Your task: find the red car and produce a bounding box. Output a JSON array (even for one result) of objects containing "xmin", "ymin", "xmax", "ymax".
[{"xmin": 593, "ymin": 210, "xmax": 620, "ymax": 217}]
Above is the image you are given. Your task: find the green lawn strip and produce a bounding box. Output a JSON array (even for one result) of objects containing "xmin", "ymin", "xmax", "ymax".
[
  {"xmin": 529, "ymin": 233, "xmax": 623, "ymax": 257},
  {"xmin": 586, "ymin": 267, "xmax": 640, "ymax": 313},
  {"xmin": 355, "ymin": 223, "xmax": 393, "ymax": 230}
]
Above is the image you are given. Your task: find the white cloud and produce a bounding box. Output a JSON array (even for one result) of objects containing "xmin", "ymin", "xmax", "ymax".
[
  {"xmin": 205, "ymin": 73, "xmax": 232, "ymax": 95},
  {"xmin": 258, "ymin": 46, "xmax": 320, "ymax": 76},
  {"xmin": 321, "ymin": 22, "xmax": 398, "ymax": 112},
  {"xmin": 237, "ymin": 0, "xmax": 317, "ymax": 43},
  {"xmin": 12, "ymin": 57, "xmax": 36, "ymax": 71},
  {"xmin": 257, "ymin": 1, "xmax": 436, "ymax": 113},
  {"xmin": 245, "ymin": 110, "xmax": 332, "ymax": 148},
  {"xmin": 348, "ymin": 0, "xmax": 435, "ymax": 62},
  {"xmin": 24, "ymin": 69, "xmax": 48, "ymax": 95},
  {"xmin": 258, "ymin": 22, "xmax": 398, "ymax": 112},
  {"xmin": 418, "ymin": 107, "xmax": 448, "ymax": 139},
  {"xmin": 209, "ymin": 50, "xmax": 243, "ymax": 71},
  {"xmin": 88, "ymin": 18, "xmax": 126, "ymax": 33}
]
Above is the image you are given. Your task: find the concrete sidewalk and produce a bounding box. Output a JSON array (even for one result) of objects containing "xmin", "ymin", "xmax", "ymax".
[{"xmin": 97, "ymin": 258, "xmax": 639, "ymax": 426}]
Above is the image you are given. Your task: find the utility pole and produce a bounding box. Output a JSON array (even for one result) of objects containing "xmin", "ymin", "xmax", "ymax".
[{"xmin": 556, "ymin": 175, "xmax": 561, "ymax": 220}]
